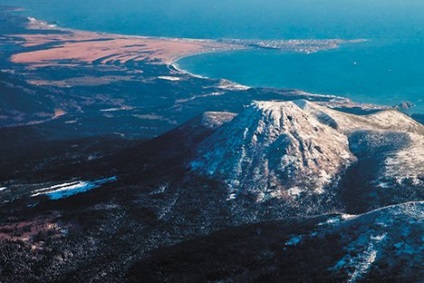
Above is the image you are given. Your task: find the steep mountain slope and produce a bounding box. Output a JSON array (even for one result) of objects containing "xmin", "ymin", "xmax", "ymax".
[
  {"xmin": 189, "ymin": 100, "xmax": 424, "ymax": 216},
  {"xmin": 191, "ymin": 101, "xmax": 356, "ymax": 202},
  {"xmin": 127, "ymin": 201, "xmax": 424, "ymax": 283},
  {"xmin": 111, "ymin": 111, "xmax": 237, "ymax": 184}
]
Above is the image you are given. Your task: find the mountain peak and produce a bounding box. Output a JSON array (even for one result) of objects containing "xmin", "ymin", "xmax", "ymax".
[{"xmin": 191, "ymin": 100, "xmax": 355, "ymax": 202}]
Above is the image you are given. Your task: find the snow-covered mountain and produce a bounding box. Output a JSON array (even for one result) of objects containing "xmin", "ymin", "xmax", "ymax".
[
  {"xmin": 191, "ymin": 100, "xmax": 356, "ymax": 202},
  {"xmin": 188, "ymin": 100, "xmax": 424, "ymax": 215},
  {"xmin": 22, "ymin": 99, "xmax": 422, "ymax": 221}
]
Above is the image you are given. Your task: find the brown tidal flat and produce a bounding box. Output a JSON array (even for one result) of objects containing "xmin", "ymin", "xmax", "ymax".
[{"xmin": 9, "ymin": 22, "xmax": 241, "ymax": 68}]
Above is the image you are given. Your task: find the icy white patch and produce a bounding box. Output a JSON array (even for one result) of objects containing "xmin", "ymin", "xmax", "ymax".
[
  {"xmin": 286, "ymin": 235, "xmax": 302, "ymax": 246},
  {"xmin": 341, "ymin": 214, "xmax": 358, "ymax": 221},
  {"xmin": 287, "ymin": 187, "xmax": 304, "ymax": 198},
  {"xmin": 32, "ymin": 176, "xmax": 117, "ymax": 200},
  {"xmin": 370, "ymin": 234, "xmax": 386, "ymax": 241},
  {"xmin": 319, "ymin": 216, "xmax": 341, "ymax": 226},
  {"xmin": 175, "ymin": 92, "xmax": 225, "ymax": 104},
  {"xmin": 158, "ymin": 76, "xmax": 181, "ymax": 81},
  {"xmin": 217, "ymin": 79, "xmax": 250, "ymax": 91},
  {"xmin": 0, "ymin": 187, "xmax": 7, "ymax": 192},
  {"xmin": 381, "ymin": 134, "xmax": 424, "ymax": 187},
  {"xmin": 331, "ymin": 233, "xmax": 386, "ymax": 283},
  {"xmin": 100, "ymin": 107, "xmax": 134, "ymax": 112},
  {"xmin": 201, "ymin": 112, "xmax": 236, "ymax": 129},
  {"xmin": 340, "ymin": 152, "xmax": 352, "ymax": 160},
  {"xmin": 226, "ymin": 193, "xmax": 237, "ymax": 201},
  {"xmin": 150, "ymin": 184, "xmax": 168, "ymax": 195},
  {"xmin": 313, "ymin": 187, "xmax": 325, "ymax": 195},
  {"xmin": 317, "ymin": 170, "xmax": 332, "ymax": 186},
  {"xmin": 349, "ymin": 247, "xmax": 377, "ymax": 282},
  {"xmin": 269, "ymin": 189, "xmax": 284, "ymax": 199},
  {"xmin": 375, "ymin": 182, "xmax": 392, "ymax": 189}
]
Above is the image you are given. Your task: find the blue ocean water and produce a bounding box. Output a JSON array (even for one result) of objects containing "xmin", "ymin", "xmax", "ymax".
[
  {"xmin": 177, "ymin": 40, "xmax": 424, "ymax": 111},
  {"xmin": 3, "ymin": 0, "xmax": 424, "ymax": 112}
]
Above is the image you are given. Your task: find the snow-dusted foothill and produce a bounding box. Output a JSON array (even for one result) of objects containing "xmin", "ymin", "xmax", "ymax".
[{"xmin": 127, "ymin": 201, "xmax": 424, "ymax": 282}]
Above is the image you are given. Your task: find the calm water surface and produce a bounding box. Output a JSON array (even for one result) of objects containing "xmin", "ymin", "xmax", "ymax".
[{"xmin": 3, "ymin": 0, "xmax": 424, "ymax": 112}]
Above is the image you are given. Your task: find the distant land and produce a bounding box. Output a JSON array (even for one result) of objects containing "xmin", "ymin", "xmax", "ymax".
[{"xmin": 11, "ymin": 17, "xmax": 366, "ymax": 68}]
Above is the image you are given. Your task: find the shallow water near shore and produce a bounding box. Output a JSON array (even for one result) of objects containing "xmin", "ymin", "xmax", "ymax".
[
  {"xmin": 3, "ymin": 0, "xmax": 424, "ymax": 113},
  {"xmin": 177, "ymin": 40, "xmax": 424, "ymax": 113}
]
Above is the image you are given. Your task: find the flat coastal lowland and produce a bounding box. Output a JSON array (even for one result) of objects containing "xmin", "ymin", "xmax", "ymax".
[{"xmin": 10, "ymin": 16, "xmax": 366, "ymax": 76}]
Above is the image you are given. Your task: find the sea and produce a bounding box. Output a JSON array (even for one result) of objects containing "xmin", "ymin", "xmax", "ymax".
[{"xmin": 2, "ymin": 0, "xmax": 424, "ymax": 113}]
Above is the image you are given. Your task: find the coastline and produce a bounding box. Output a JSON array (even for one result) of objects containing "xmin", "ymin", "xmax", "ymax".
[
  {"xmin": 5, "ymin": 14, "xmax": 422, "ymax": 115},
  {"xmin": 9, "ymin": 17, "xmax": 245, "ymax": 67},
  {"xmin": 10, "ymin": 16, "xmax": 366, "ymax": 69},
  {"xmin": 172, "ymin": 44, "xmax": 424, "ymax": 115},
  {"xmin": 169, "ymin": 61, "xmax": 210, "ymax": 80},
  {"xmin": 11, "ymin": 15, "xmax": 357, "ymax": 100}
]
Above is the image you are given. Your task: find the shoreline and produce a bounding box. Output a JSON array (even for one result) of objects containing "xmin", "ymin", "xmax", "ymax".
[
  {"xmin": 9, "ymin": 16, "xmax": 246, "ymax": 67},
  {"xmin": 171, "ymin": 44, "xmax": 424, "ymax": 115},
  {"xmin": 169, "ymin": 61, "xmax": 210, "ymax": 80},
  {"xmin": 173, "ymin": 56, "xmax": 423, "ymax": 115},
  {"xmin": 11, "ymin": 16, "xmax": 366, "ymax": 67},
  {"xmin": 14, "ymin": 16, "xmax": 359, "ymax": 101},
  {"xmin": 6, "ymin": 14, "xmax": 423, "ymax": 115}
]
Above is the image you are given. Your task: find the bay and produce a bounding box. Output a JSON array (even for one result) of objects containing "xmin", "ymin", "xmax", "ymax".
[{"xmin": 2, "ymin": 0, "xmax": 424, "ymax": 112}]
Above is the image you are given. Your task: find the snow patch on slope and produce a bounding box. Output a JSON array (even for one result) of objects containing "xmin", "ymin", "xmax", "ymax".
[
  {"xmin": 200, "ymin": 112, "xmax": 237, "ymax": 129},
  {"xmin": 31, "ymin": 176, "xmax": 117, "ymax": 200},
  {"xmin": 331, "ymin": 233, "xmax": 386, "ymax": 283},
  {"xmin": 383, "ymin": 133, "xmax": 424, "ymax": 185},
  {"xmin": 330, "ymin": 202, "xmax": 424, "ymax": 281},
  {"xmin": 158, "ymin": 76, "xmax": 181, "ymax": 81}
]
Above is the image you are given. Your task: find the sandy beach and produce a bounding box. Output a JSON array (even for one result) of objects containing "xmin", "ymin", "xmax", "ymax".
[{"xmin": 9, "ymin": 18, "xmax": 243, "ymax": 68}]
